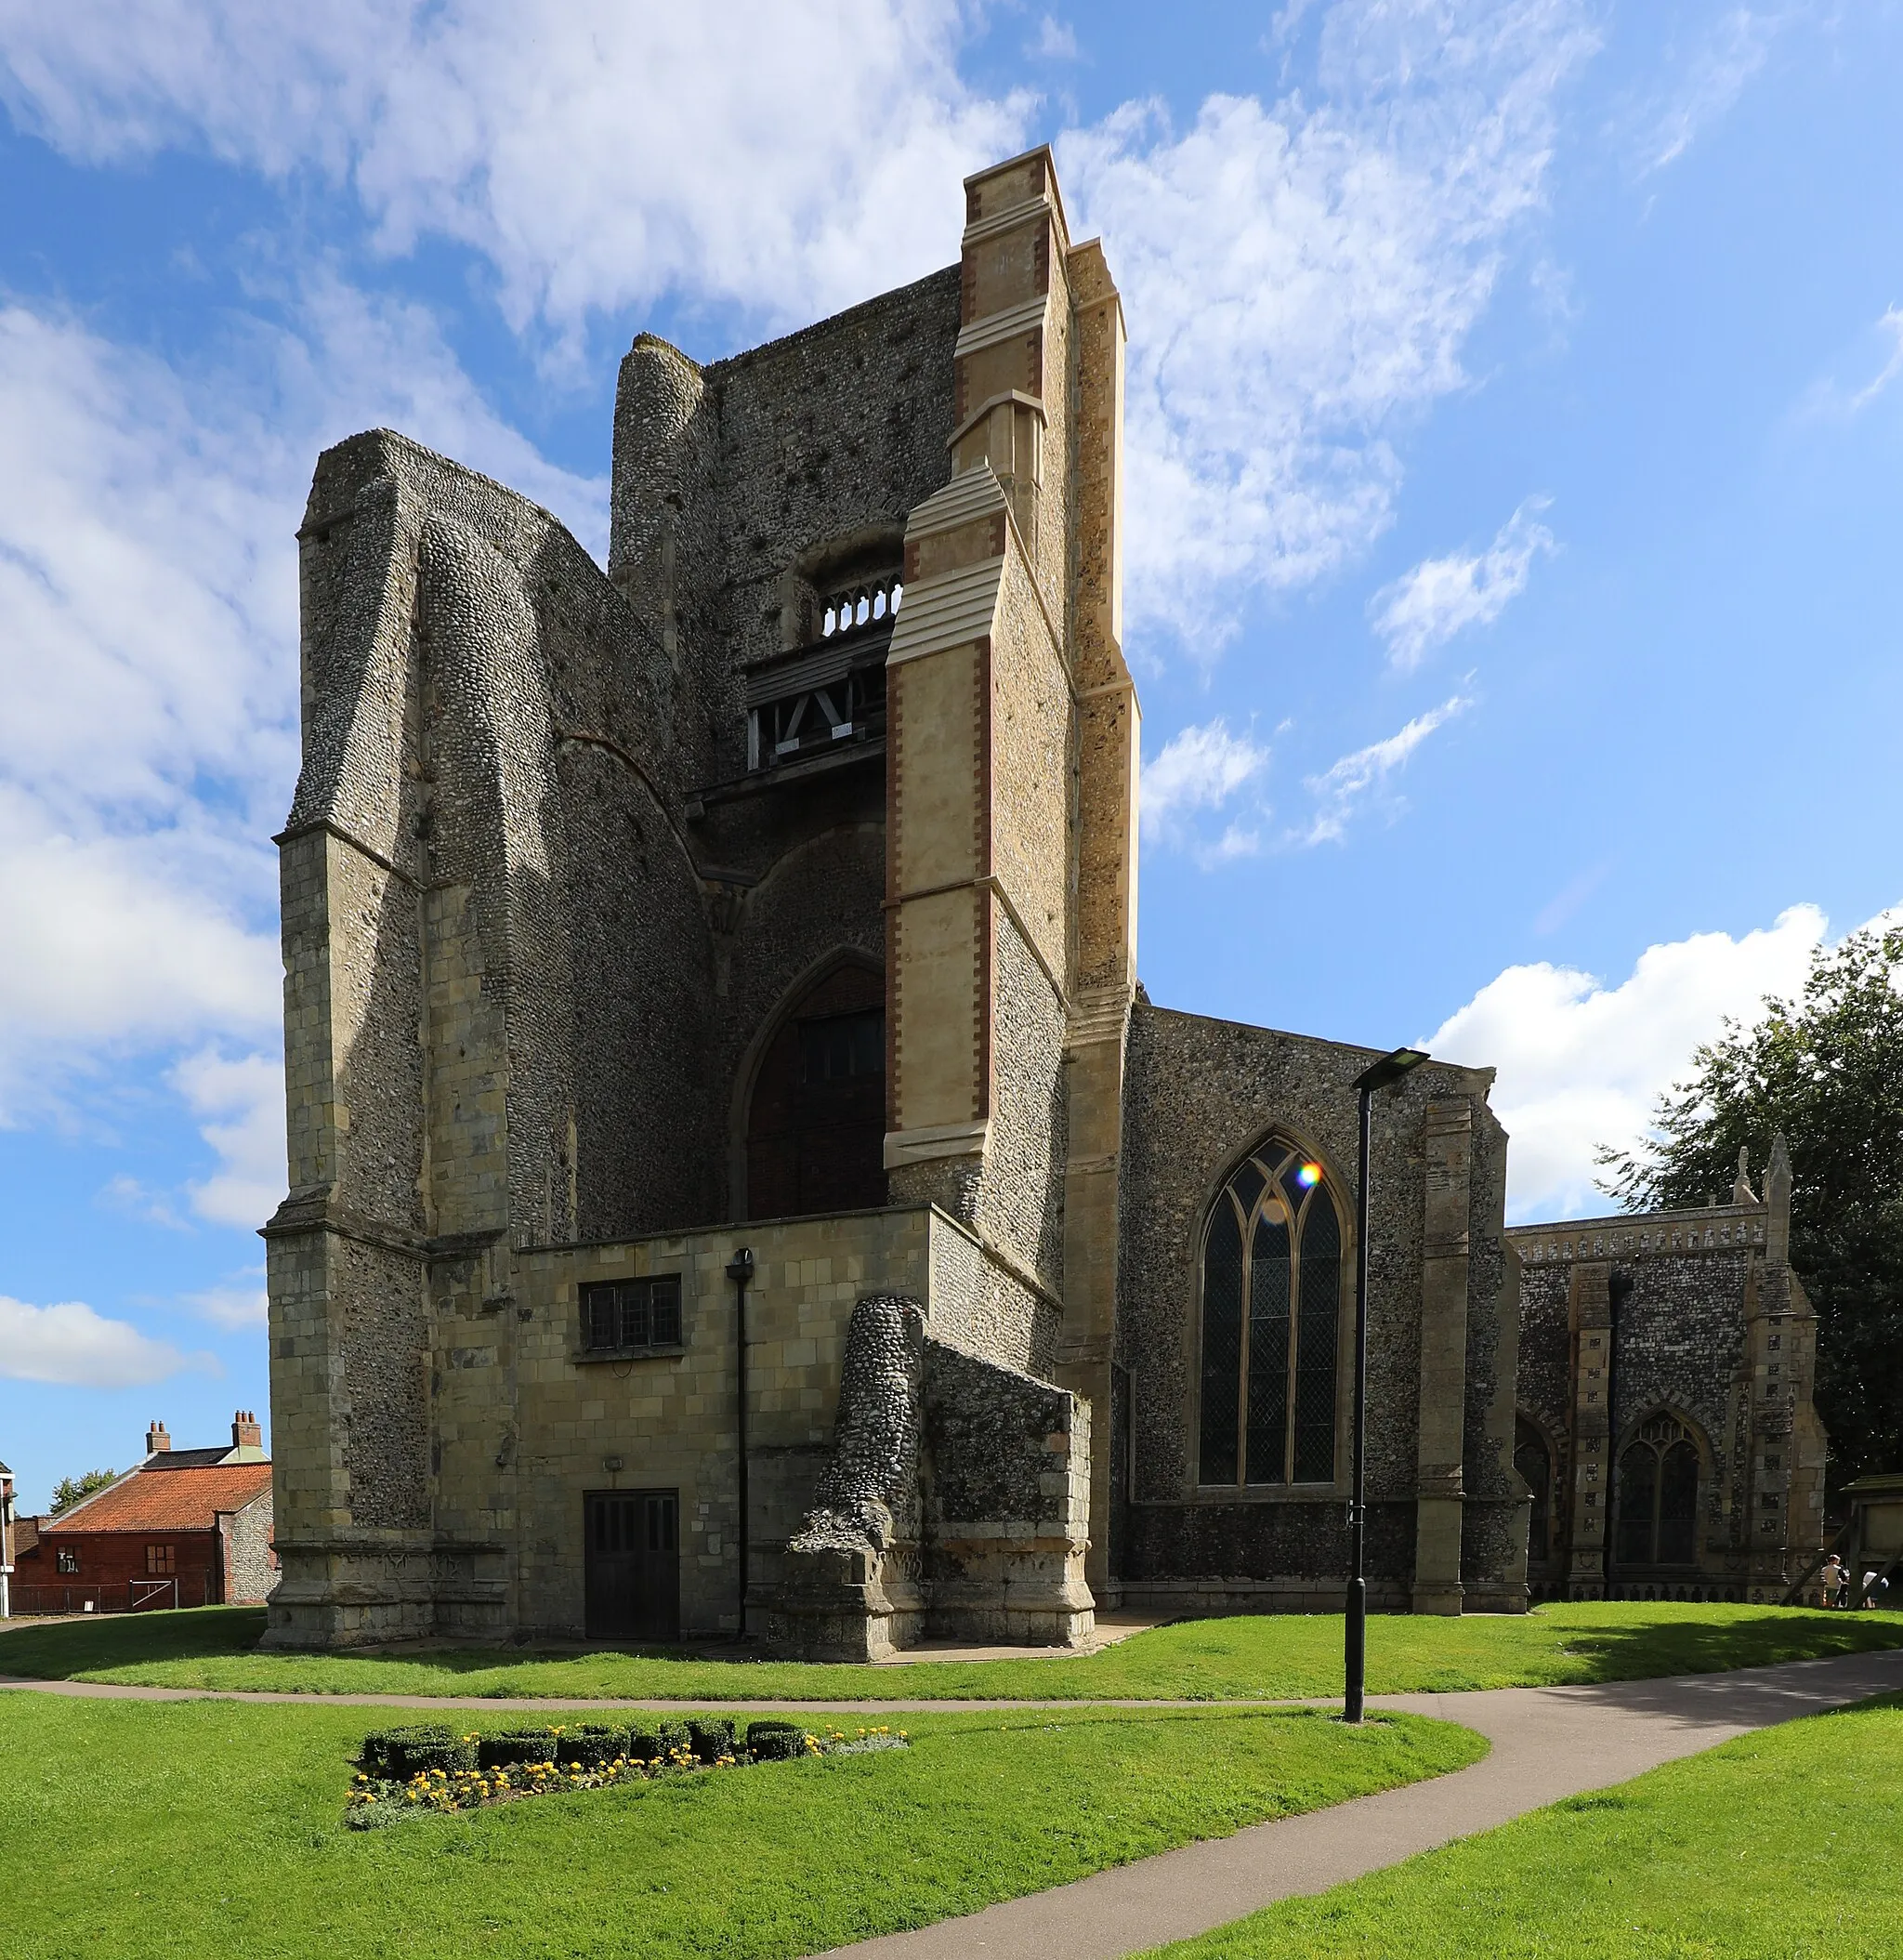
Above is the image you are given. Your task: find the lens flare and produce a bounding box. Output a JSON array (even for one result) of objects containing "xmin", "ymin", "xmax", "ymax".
[{"xmin": 1296, "ymin": 1163, "xmax": 1322, "ymax": 1189}]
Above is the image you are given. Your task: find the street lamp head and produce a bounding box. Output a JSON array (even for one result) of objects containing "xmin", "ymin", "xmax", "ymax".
[{"xmin": 1353, "ymin": 1046, "xmax": 1430, "ymax": 1095}]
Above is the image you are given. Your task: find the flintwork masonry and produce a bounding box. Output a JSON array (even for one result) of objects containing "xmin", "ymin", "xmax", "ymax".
[{"xmin": 263, "ymin": 147, "xmax": 1824, "ymax": 1651}]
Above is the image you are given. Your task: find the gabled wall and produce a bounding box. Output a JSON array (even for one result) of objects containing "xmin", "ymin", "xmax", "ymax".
[{"xmin": 1115, "ymin": 1004, "xmax": 1521, "ymax": 1614}]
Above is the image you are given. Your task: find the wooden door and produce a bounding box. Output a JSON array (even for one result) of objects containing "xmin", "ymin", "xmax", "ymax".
[{"xmin": 584, "ymin": 1490, "xmax": 680, "ymax": 1643}]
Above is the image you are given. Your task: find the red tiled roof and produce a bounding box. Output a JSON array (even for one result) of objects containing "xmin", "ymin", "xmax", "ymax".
[
  {"xmin": 12, "ymin": 1515, "xmax": 39, "ymax": 1559},
  {"xmin": 52, "ymin": 1462, "xmax": 272, "ymax": 1534}
]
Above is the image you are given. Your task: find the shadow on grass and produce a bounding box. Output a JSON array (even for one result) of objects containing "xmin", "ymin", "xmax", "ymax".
[
  {"xmin": 1537, "ymin": 1606, "xmax": 1903, "ymax": 1684},
  {"xmin": 4, "ymin": 1599, "xmax": 1901, "ymax": 1700}
]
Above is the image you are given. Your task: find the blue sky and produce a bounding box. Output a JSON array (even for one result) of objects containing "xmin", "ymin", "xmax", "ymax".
[{"xmin": 2, "ymin": 0, "xmax": 1900, "ymax": 1510}]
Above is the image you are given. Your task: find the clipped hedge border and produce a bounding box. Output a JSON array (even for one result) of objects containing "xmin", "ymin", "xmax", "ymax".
[{"xmin": 348, "ymin": 1720, "xmax": 907, "ymax": 1828}]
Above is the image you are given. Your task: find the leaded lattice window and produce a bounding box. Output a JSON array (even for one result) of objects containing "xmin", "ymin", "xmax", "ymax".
[
  {"xmin": 1615, "ymin": 1411, "xmax": 1701, "ymax": 1566},
  {"xmin": 1198, "ymin": 1140, "xmax": 1344, "ymax": 1487}
]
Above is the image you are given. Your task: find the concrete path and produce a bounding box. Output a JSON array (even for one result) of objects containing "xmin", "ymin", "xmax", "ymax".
[{"xmin": 812, "ymin": 1646, "xmax": 1903, "ymax": 1959}]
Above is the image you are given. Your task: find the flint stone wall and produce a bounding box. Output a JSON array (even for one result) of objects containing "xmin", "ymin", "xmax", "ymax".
[
  {"xmin": 1115, "ymin": 1000, "xmax": 1514, "ymax": 1598},
  {"xmin": 773, "ymin": 1289, "xmax": 1093, "ymax": 1659}
]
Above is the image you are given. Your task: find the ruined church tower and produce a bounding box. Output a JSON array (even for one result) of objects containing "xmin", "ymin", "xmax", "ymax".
[{"xmin": 263, "ymin": 150, "xmax": 1138, "ymax": 1648}]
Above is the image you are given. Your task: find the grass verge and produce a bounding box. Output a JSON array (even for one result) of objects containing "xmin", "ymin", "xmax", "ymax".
[
  {"xmin": 4, "ymin": 1600, "xmax": 1902, "ymax": 1701},
  {"xmin": 0, "ymin": 1693, "xmax": 1479, "ymax": 1959},
  {"xmin": 1154, "ymin": 1694, "xmax": 1903, "ymax": 1958}
]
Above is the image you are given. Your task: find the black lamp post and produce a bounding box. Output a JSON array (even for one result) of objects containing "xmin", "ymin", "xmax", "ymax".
[
  {"xmin": 725, "ymin": 1245, "xmax": 755, "ymax": 1636},
  {"xmin": 1345, "ymin": 1046, "xmax": 1430, "ymax": 1723}
]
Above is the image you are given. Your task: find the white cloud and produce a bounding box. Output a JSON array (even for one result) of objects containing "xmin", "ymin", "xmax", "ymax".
[
  {"xmin": 2, "ymin": 1, "xmax": 1594, "ymax": 636},
  {"xmin": 1297, "ymin": 692, "xmax": 1469, "ymax": 845},
  {"xmin": 1030, "ymin": 16, "xmax": 1078, "ymax": 59},
  {"xmin": 0, "ymin": 290, "xmax": 603, "ymax": 1128},
  {"xmin": 1852, "ymin": 306, "xmax": 1903, "ymax": 411},
  {"xmin": 1065, "ymin": 0, "xmax": 1597, "ymax": 645},
  {"xmin": 0, "ymin": 1295, "xmax": 210, "ymax": 1388},
  {"xmin": 1141, "ymin": 718, "xmax": 1274, "ymax": 867},
  {"xmin": 98, "ymin": 1174, "xmax": 188, "ymax": 1230},
  {"xmin": 172, "ymin": 1048, "xmax": 286, "ymax": 1230},
  {"xmin": 1369, "ymin": 496, "xmax": 1555, "ymax": 670},
  {"xmin": 1627, "ymin": 7, "xmax": 1795, "ymax": 178},
  {"xmin": 186, "ymin": 1267, "xmax": 269, "ymax": 1330},
  {"xmin": 1141, "ymin": 718, "xmax": 1270, "ymax": 839},
  {"xmin": 1424, "ymin": 901, "xmax": 1889, "ymax": 1221},
  {"xmin": 0, "ymin": 0, "xmax": 1028, "ymax": 347}
]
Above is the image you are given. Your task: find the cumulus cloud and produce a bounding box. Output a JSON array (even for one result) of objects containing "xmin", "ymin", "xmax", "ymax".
[
  {"xmin": 1297, "ymin": 693, "xmax": 1469, "ymax": 845},
  {"xmin": 1065, "ymin": 0, "xmax": 1597, "ymax": 644},
  {"xmin": 0, "ymin": 1295, "xmax": 211, "ymax": 1388},
  {"xmin": 2, "ymin": 0, "xmax": 1595, "ymax": 635},
  {"xmin": 1424, "ymin": 901, "xmax": 1889, "ymax": 1221},
  {"xmin": 185, "ymin": 1267, "xmax": 270, "ymax": 1330},
  {"xmin": 0, "ymin": 290, "xmax": 603, "ymax": 1126},
  {"xmin": 0, "ymin": 0, "xmax": 1027, "ymax": 345},
  {"xmin": 1140, "ymin": 718, "xmax": 1271, "ymax": 854},
  {"xmin": 172, "ymin": 1048, "xmax": 286, "ymax": 1231},
  {"xmin": 1370, "ymin": 497, "xmax": 1555, "ymax": 670}
]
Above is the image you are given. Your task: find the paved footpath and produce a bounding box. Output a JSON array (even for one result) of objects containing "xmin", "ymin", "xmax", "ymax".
[
  {"xmin": 813, "ymin": 1647, "xmax": 1903, "ymax": 1958},
  {"xmin": 5, "ymin": 1648, "xmax": 1901, "ymax": 1957}
]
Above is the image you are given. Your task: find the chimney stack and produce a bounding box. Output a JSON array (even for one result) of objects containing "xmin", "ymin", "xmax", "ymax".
[
  {"xmin": 227, "ymin": 1411, "xmax": 266, "ymax": 1462},
  {"xmin": 146, "ymin": 1420, "xmax": 171, "ymax": 1456}
]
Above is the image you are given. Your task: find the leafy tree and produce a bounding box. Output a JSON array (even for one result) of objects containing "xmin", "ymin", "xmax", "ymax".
[
  {"xmin": 1598, "ymin": 924, "xmax": 1903, "ymax": 1492},
  {"xmin": 50, "ymin": 1468, "xmax": 118, "ymax": 1514}
]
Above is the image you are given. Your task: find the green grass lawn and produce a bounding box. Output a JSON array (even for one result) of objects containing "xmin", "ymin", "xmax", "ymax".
[
  {"xmin": 4, "ymin": 1599, "xmax": 1901, "ymax": 1702},
  {"xmin": 1153, "ymin": 1694, "xmax": 1903, "ymax": 1958},
  {"xmin": 0, "ymin": 1693, "xmax": 1480, "ymax": 1960}
]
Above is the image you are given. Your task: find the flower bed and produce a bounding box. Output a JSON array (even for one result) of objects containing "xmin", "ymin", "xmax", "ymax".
[{"xmin": 346, "ymin": 1719, "xmax": 907, "ymax": 1827}]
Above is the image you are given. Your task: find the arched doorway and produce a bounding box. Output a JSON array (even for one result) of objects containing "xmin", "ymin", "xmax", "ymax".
[
  {"xmin": 1514, "ymin": 1414, "xmax": 1554, "ymax": 1565},
  {"xmin": 743, "ymin": 960, "xmax": 886, "ymax": 1220}
]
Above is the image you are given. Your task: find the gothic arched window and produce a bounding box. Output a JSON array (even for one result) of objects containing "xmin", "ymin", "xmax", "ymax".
[
  {"xmin": 1615, "ymin": 1412, "xmax": 1702, "ymax": 1567},
  {"xmin": 1198, "ymin": 1140, "xmax": 1344, "ymax": 1487}
]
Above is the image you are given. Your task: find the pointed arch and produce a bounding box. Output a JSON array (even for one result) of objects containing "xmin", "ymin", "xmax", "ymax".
[
  {"xmin": 730, "ymin": 947, "xmax": 886, "ymax": 1221},
  {"xmin": 1513, "ymin": 1410, "xmax": 1558, "ymax": 1566},
  {"xmin": 1614, "ymin": 1406, "xmax": 1711, "ymax": 1569},
  {"xmin": 1196, "ymin": 1133, "xmax": 1347, "ymax": 1488}
]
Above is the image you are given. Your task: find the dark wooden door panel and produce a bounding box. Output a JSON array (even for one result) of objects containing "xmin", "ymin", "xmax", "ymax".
[{"xmin": 584, "ymin": 1490, "xmax": 680, "ymax": 1643}]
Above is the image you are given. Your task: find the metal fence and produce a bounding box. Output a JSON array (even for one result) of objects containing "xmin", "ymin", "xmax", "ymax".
[{"xmin": 8, "ymin": 1576, "xmax": 205, "ymax": 1615}]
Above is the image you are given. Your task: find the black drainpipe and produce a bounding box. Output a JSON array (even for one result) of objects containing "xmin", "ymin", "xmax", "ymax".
[
  {"xmin": 725, "ymin": 1246, "xmax": 755, "ymax": 1636},
  {"xmin": 1605, "ymin": 1269, "xmax": 1634, "ymax": 1602}
]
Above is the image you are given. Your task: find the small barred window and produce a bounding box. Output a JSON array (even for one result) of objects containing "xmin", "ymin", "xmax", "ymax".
[
  {"xmin": 579, "ymin": 1275, "xmax": 684, "ymax": 1356},
  {"xmin": 146, "ymin": 1544, "xmax": 177, "ymax": 1575}
]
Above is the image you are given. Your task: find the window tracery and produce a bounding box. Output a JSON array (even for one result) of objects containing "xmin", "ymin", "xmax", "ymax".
[
  {"xmin": 1615, "ymin": 1411, "xmax": 1701, "ymax": 1566},
  {"xmin": 1198, "ymin": 1139, "xmax": 1343, "ymax": 1487}
]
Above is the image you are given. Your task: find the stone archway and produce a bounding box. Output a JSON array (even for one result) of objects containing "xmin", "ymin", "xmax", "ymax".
[{"xmin": 742, "ymin": 959, "xmax": 886, "ymax": 1220}]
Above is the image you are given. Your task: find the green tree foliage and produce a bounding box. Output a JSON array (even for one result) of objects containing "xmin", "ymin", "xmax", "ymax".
[
  {"xmin": 49, "ymin": 1469, "xmax": 117, "ymax": 1515},
  {"xmin": 1598, "ymin": 925, "xmax": 1903, "ymax": 1490}
]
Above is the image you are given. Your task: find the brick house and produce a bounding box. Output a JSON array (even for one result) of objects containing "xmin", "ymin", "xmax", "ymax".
[
  {"xmin": 9, "ymin": 1415, "xmax": 276, "ymax": 1614},
  {"xmin": 1, "ymin": 1458, "xmax": 15, "ymax": 1619}
]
